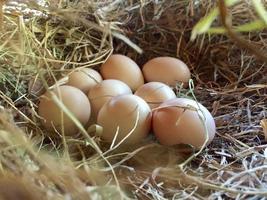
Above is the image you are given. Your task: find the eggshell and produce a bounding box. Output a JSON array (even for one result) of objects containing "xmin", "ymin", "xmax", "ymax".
[
  {"xmin": 68, "ymin": 68, "xmax": 102, "ymax": 94},
  {"xmin": 142, "ymin": 57, "xmax": 191, "ymax": 86},
  {"xmin": 88, "ymin": 79, "xmax": 132, "ymax": 117},
  {"xmin": 38, "ymin": 85, "xmax": 91, "ymax": 136},
  {"xmin": 152, "ymin": 98, "xmax": 216, "ymax": 149},
  {"xmin": 97, "ymin": 94, "xmax": 151, "ymax": 145},
  {"xmin": 134, "ymin": 82, "xmax": 176, "ymax": 109},
  {"xmin": 100, "ymin": 54, "xmax": 144, "ymax": 91}
]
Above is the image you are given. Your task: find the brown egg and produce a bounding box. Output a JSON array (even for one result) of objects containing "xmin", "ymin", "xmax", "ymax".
[
  {"xmin": 152, "ymin": 98, "xmax": 216, "ymax": 149},
  {"xmin": 0, "ymin": 176, "xmax": 40, "ymax": 200},
  {"xmin": 100, "ymin": 54, "xmax": 144, "ymax": 91},
  {"xmin": 68, "ymin": 68, "xmax": 102, "ymax": 94},
  {"xmin": 142, "ymin": 57, "xmax": 191, "ymax": 86},
  {"xmin": 38, "ymin": 85, "xmax": 91, "ymax": 136},
  {"xmin": 97, "ymin": 94, "xmax": 151, "ymax": 145},
  {"xmin": 134, "ymin": 82, "xmax": 176, "ymax": 109},
  {"xmin": 88, "ymin": 79, "xmax": 132, "ymax": 117}
]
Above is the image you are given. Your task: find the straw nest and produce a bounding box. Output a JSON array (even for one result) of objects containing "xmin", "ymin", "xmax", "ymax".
[{"xmin": 0, "ymin": 0, "xmax": 266, "ymax": 199}]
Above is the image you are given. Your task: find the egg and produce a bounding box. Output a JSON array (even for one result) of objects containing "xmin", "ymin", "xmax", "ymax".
[
  {"xmin": 152, "ymin": 98, "xmax": 216, "ymax": 149},
  {"xmin": 0, "ymin": 176, "xmax": 40, "ymax": 200},
  {"xmin": 38, "ymin": 85, "xmax": 91, "ymax": 136},
  {"xmin": 97, "ymin": 94, "xmax": 151, "ymax": 145},
  {"xmin": 100, "ymin": 54, "xmax": 144, "ymax": 91},
  {"xmin": 88, "ymin": 79, "xmax": 132, "ymax": 117},
  {"xmin": 67, "ymin": 68, "xmax": 102, "ymax": 94},
  {"xmin": 142, "ymin": 57, "xmax": 191, "ymax": 86},
  {"xmin": 134, "ymin": 82, "xmax": 176, "ymax": 109}
]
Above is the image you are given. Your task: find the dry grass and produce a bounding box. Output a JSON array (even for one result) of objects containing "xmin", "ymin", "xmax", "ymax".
[{"xmin": 0, "ymin": 0, "xmax": 266, "ymax": 199}]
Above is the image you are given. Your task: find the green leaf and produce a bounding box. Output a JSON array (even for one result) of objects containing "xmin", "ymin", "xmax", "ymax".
[
  {"xmin": 191, "ymin": 8, "xmax": 218, "ymax": 40},
  {"xmin": 252, "ymin": 0, "xmax": 267, "ymax": 25},
  {"xmin": 191, "ymin": 0, "xmax": 241, "ymax": 40},
  {"xmin": 207, "ymin": 19, "xmax": 266, "ymax": 34}
]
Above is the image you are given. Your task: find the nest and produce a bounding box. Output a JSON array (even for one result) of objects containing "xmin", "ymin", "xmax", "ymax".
[{"xmin": 0, "ymin": 0, "xmax": 266, "ymax": 199}]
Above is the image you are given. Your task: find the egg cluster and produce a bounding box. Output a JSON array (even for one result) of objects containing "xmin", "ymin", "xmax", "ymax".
[{"xmin": 38, "ymin": 55, "xmax": 216, "ymax": 149}]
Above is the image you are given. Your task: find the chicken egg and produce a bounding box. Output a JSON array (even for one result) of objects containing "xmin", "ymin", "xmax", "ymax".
[
  {"xmin": 142, "ymin": 57, "xmax": 191, "ymax": 86},
  {"xmin": 152, "ymin": 98, "xmax": 216, "ymax": 149},
  {"xmin": 134, "ymin": 82, "xmax": 176, "ymax": 109},
  {"xmin": 97, "ymin": 94, "xmax": 151, "ymax": 145},
  {"xmin": 67, "ymin": 68, "xmax": 102, "ymax": 94},
  {"xmin": 88, "ymin": 79, "xmax": 132, "ymax": 117},
  {"xmin": 38, "ymin": 85, "xmax": 91, "ymax": 136},
  {"xmin": 100, "ymin": 54, "xmax": 144, "ymax": 91}
]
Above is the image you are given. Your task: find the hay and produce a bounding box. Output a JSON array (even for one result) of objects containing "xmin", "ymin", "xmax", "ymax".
[{"xmin": 0, "ymin": 0, "xmax": 266, "ymax": 199}]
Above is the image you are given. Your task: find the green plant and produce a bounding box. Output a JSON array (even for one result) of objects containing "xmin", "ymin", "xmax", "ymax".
[{"xmin": 191, "ymin": 0, "xmax": 267, "ymax": 40}]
